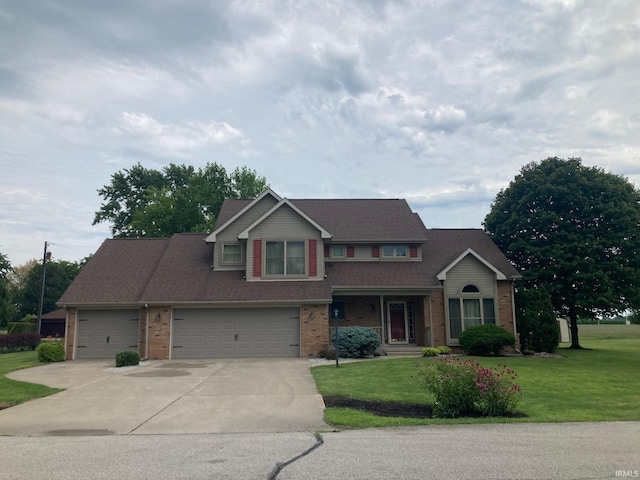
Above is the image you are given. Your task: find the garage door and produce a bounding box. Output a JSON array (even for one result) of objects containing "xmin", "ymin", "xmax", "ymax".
[
  {"xmin": 172, "ymin": 307, "xmax": 300, "ymax": 359},
  {"xmin": 76, "ymin": 310, "xmax": 139, "ymax": 359}
]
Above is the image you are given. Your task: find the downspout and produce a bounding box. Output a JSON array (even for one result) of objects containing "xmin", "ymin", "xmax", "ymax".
[
  {"xmin": 511, "ymin": 281, "xmax": 521, "ymax": 354},
  {"xmin": 428, "ymin": 294, "xmax": 434, "ymax": 347}
]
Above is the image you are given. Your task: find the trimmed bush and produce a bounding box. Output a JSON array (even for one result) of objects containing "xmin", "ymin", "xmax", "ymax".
[
  {"xmin": 421, "ymin": 347, "xmax": 441, "ymax": 357},
  {"xmin": 333, "ymin": 327, "xmax": 381, "ymax": 358},
  {"xmin": 7, "ymin": 322, "xmax": 36, "ymax": 334},
  {"xmin": 436, "ymin": 345, "xmax": 452, "ymax": 355},
  {"xmin": 37, "ymin": 341, "xmax": 65, "ymax": 362},
  {"xmin": 115, "ymin": 350, "xmax": 140, "ymax": 367},
  {"xmin": 458, "ymin": 324, "xmax": 515, "ymax": 356}
]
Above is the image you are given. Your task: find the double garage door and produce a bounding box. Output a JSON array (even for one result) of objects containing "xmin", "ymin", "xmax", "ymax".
[
  {"xmin": 172, "ymin": 307, "xmax": 300, "ymax": 359},
  {"xmin": 76, "ymin": 309, "xmax": 139, "ymax": 360}
]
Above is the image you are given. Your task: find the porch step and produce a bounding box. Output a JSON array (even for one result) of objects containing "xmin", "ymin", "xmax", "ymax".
[{"xmin": 384, "ymin": 345, "xmax": 424, "ymax": 357}]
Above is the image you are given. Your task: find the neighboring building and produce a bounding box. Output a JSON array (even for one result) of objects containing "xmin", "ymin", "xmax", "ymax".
[
  {"xmin": 40, "ymin": 308, "xmax": 66, "ymax": 338},
  {"xmin": 58, "ymin": 189, "xmax": 520, "ymax": 360}
]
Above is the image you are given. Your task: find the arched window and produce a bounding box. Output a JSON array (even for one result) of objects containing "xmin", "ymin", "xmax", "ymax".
[{"xmin": 462, "ymin": 284, "xmax": 480, "ymax": 293}]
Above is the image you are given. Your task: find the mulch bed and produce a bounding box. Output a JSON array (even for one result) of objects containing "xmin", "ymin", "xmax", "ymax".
[{"xmin": 322, "ymin": 396, "xmax": 433, "ymax": 418}]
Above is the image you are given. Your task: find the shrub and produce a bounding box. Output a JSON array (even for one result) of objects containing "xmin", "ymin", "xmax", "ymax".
[
  {"xmin": 37, "ymin": 341, "xmax": 65, "ymax": 362},
  {"xmin": 7, "ymin": 322, "xmax": 36, "ymax": 334},
  {"xmin": 458, "ymin": 324, "xmax": 515, "ymax": 356},
  {"xmin": 421, "ymin": 347, "xmax": 441, "ymax": 357},
  {"xmin": 515, "ymin": 288, "xmax": 560, "ymax": 352},
  {"xmin": 115, "ymin": 351, "xmax": 140, "ymax": 367},
  {"xmin": 0, "ymin": 333, "xmax": 41, "ymax": 353},
  {"xmin": 436, "ymin": 345, "xmax": 452, "ymax": 355},
  {"xmin": 416, "ymin": 357, "xmax": 522, "ymax": 417},
  {"xmin": 333, "ymin": 327, "xmax": 381, "ymax": 358}
]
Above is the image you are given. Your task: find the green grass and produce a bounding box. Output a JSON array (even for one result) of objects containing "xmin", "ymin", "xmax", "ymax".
[
  {"xmin": 0, "ymin": 351, "xmax": 63, "ymax": 408},
  {"xmin": 312, "ymin": 338, "xmax": 640, "ymax": 428},
  {"xmin": 576, "ymin": 324, "xmax": 640, "ymax": 339}
]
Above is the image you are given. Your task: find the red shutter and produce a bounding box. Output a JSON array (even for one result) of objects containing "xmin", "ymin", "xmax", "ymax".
[
  {"xmin": 347, "ymin": 246, "xmax": 355, "ymax": 258},
  {"xmin": 372, "ymin": 245, "xmax": 379, "ymax": 258},
  {"xmin": 309, "ymin": 239, "xmax": 317, "ymax": 276},
  {"xmin": 253, "ymin": 240, "xmax": 261, "ymax": 276},
  {"xmin": 410, "ymin": 245, "xmax": 418, "ymax": 257},
  {"xmin": 324, "ymin": 245, "xmax": 330, "ymax": 258}
]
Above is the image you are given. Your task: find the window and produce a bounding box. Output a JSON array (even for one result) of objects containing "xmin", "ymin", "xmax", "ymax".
[
  {"xmin": 222, "ymin": 244, "xmax": 242, "ymax": 263},
  {"xmin": 331, "ymin": 245, "xmax": 345, "ymax": 258},
  {"xmin": 448, "ymin": 297, "xmax": 497, "ymax": 341},
  {"xmin": 265, "ymin": 241, "xmax": 305, "ymax": 275},
  {"xmin": 381, "ymin": 245, "xmax": 408, "ymax": 258}
]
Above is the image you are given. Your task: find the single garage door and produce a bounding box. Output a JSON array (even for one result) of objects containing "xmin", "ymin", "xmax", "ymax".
[
  {"xmin": 172, "ymin": 307, "xmax": 300, "ymax": 359},
  {"xmin": 76, "ymin": 309, "xmax": 139, "ymax": 359}
]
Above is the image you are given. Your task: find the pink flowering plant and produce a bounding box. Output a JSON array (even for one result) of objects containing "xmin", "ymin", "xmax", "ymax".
[{"xmin": 416, "ymin": 357, "xmax": 522, "ymax": 417}]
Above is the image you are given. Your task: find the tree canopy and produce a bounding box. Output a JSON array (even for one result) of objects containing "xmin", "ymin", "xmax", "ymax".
[
  {"xmin": 484, "ymin": 157, "xmax": 640, "ymax": 348},
  {"xmin": 12, "ymin": 259, "xmax": 83, "ymax": 322},
  {"xmin": 93, "ymin": 163, "xmax": 269, "ymax": 237}
]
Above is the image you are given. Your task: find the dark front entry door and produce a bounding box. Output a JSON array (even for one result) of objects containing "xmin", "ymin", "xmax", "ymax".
[{"xmin": 388, "ymin": 302, "xmax": 407, "ymax": 343}]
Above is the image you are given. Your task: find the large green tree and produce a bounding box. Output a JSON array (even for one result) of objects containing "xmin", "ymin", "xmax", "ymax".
[
  {"xmin": 484, "ymin": 157, "xmax": 640, "ymax": 349},
  {"xmin": 12, "ymin": 260, "xmax": 83, "ymax": 321},
  {"xmin": 93, "ymin": 162, "xmax": 268, "ymax": 237}
]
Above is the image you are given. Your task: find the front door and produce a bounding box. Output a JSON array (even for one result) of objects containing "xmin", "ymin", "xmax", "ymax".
[{"xmin": 388, "ymin": 302, "xmax": 408, "ymax": 343}]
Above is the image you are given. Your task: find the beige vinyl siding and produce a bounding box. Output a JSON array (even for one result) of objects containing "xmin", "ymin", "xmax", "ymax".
[
  {"xmin": 443, "ymin": 254, "xmax": 496, "ymax": 296},
  {"xmin": 213, "ymin": 195, "xmax": 278, "ymax": 270},
  {"xmin": 247, "ymin": 204, "xmax": 323, "ymax": 280}
]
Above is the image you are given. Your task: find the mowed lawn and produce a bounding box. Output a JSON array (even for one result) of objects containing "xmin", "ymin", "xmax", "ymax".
[
  {"xmin": 312, "ymin": 336, "xmax": 640, "ymax": 428},
  {"xmin": 0, "ymin": 351, "xmax": 62, "ymax": 409}
]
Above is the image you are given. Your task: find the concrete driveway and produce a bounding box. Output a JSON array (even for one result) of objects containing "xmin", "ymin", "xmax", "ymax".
[{"xmin": 0, "ymin": 359, "xmax": 329, "ymax": 436}]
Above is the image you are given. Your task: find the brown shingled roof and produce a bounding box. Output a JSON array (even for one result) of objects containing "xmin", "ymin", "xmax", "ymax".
[
  {"xmin": 58, "ymin": 238, "xmax": 170, "ymax": 305},
  {"xmin": 214, "ymin": 198, "xmax": 429, "ymax": 242}
]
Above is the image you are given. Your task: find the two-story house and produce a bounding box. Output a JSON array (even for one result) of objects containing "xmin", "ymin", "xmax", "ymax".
[{"xmin": 58, "ymin": 189, "xmax": 520, "ymax": 360}]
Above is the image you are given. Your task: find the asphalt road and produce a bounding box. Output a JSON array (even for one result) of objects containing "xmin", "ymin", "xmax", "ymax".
[{"xmin": 1, "ymin": 422, "xmax": 638, "ymax": 480}]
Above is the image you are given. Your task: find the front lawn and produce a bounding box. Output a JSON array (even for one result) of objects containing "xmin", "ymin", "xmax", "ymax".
[
  {"xmin": 0, "ymin": 351, "xmax": 62, "ymax": 409},
  {"xmin": 312, "ymin": 339, "xmax": 640, "ymax": 428}
]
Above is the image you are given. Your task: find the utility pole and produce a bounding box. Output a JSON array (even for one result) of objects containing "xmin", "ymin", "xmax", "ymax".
[{"xmin": 36, "ymin": 241, "xmax": 50, "ymax": 336}]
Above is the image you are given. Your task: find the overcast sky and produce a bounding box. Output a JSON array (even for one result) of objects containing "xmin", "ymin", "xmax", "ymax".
[{"xmin": 1, "ymin": 0, "xmax": 639, "ymax": 267}]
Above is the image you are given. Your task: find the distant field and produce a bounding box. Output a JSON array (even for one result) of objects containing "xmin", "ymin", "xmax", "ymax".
[{"xmin": 568, "ymin": 323, "xmax": 640, "ymax": 340}]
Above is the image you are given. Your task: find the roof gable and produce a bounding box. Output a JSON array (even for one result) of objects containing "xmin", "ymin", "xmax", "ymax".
[
  {"xmin": 205, "ymin": 188, "xmax": 281, "ymax": 243},
  {"xmin": 436, "ymin": 248, "xmax": 507, "ymax": 281},
  {"xmin": 238, "ymin": 198, "xmax": 332, "ymax": 239}
]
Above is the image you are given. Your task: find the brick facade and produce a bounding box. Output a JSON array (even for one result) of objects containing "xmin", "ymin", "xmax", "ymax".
[
  {"xmin": 428, "ymin": 291, "xmax": 447, "ymax": 347},
  {"xmin": 147, "ymin": 306, "xmax": 171, "ymax": 360},
  {"xmin": 497, "ymin": 281, "xmax": 516, "ymax": 335},
  {"xmin": 300, "ymin": 304, "xmax": 329, "ymax": 357}
]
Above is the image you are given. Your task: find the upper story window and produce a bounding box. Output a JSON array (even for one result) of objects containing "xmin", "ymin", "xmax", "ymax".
[
  {"xmin": 222, "ymin": 244, "xmax": 242, "ymax": 264},
  {"xmin": 265, "ymin": 241, "xmax": 305, "ymax": 275},
  {"xmin": 331, "ymin": 245, "xmax": 345, "ymax": 258},
  {"xmin": 382, "ymin": 245, "xmax": 407, "ymax": 258}
]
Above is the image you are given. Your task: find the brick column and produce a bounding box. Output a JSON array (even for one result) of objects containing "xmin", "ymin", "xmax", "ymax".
[
  {"xmin": 64, "ymin": 307, "xmax": 77, "ymax": 360},
  {"xmin": 497, "ymin": 281, "xmax": 516, "ymax": 335},
  {"xmin": 300, "ymin": 304, "xmax": 329, "ymax": 357},
  {"xmin": 429, "ymin": 291, "xmax": 447, "ymax": 347},
  {"xmin": 147, "ymin": 306, "xmax": 171, "ymax": 359}
]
